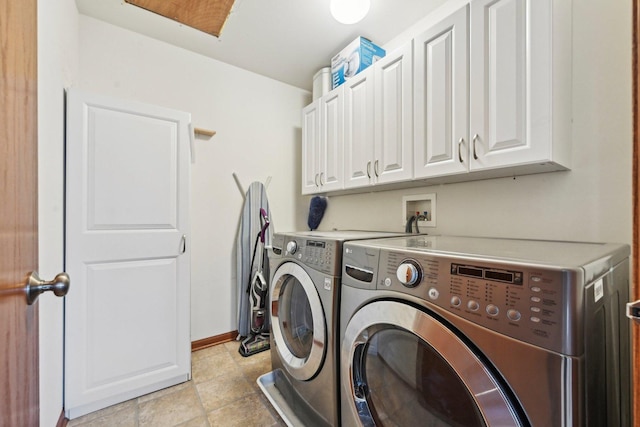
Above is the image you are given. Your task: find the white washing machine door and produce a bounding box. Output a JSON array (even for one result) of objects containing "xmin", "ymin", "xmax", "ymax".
[
  {"xmin": 271, "ymin": 262, "xmax": 326, "ymax": 381},
  {"xmin": 342, "ymin": 300, "xmax": 525, "ymax": 426}
]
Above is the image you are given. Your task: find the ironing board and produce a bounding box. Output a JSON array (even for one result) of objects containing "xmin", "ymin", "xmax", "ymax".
[{"xmin": 235, "ymin": 181, "xmax": 272, "ymax": 338}]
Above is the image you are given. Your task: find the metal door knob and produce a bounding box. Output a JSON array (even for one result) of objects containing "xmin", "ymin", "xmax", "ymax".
[{"xmin": 25, "ymin": 271, "xmax": 70, "ymax": 305}]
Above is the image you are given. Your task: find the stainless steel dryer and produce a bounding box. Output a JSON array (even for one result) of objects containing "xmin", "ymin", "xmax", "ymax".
[
  {"xmin": 258, "ymin": 231, "xmax": 407, "ymax": 426},
  {"xmin": 340, "ymin": 235, "xmax": 630, "ymax": 427}
]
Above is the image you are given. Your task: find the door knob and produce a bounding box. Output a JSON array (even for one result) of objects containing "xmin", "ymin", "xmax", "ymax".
[{"xmin": 25, "ymin": 271, "xmax": 70, "ymax": 305}]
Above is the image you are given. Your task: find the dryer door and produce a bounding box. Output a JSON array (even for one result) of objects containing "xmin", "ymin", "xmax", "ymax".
[
  {"xmin": 342, "ymin": 300, "xmax": 526, "ymax": 426},
  {"xmin": 271, "ymin": 262, "xmax": 326, "ymax": 381}
]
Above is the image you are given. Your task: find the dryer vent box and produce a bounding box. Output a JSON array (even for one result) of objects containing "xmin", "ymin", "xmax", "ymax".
[{"xmin": 403, "ymin": 194, "xmax": 436, "ymax": 229}]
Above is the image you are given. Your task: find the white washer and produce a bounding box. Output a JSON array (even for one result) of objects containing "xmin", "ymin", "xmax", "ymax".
[{"xmin": 258, "ymin": 231, "xmax": 407, "ymax": 426}]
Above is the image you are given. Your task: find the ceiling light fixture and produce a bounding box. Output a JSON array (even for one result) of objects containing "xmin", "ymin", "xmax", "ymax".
[{"xmin": 330, "ymin": 0, "xmax": 371, "ymax": 25}]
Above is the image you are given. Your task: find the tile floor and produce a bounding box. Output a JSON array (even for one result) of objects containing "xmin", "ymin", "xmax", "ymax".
[{"xmin": 67, "ymin": 341, "xmax": 286, "ymax": 427}]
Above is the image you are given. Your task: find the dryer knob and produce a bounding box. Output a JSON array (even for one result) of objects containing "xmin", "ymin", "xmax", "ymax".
[
  {"xmin": 286, "ymin": 241, "xmax": 298, "ymax": 254},
  {"xmin": 396, "ymin": 261, "xmax": 422, "ymax": 288}
]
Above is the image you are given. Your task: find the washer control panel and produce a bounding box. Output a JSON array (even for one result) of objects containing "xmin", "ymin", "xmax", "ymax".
[
  {"xmin": 281, "ymin": 237, "xmax": 339, "ymax": 275},
  {"xmin": 378, "ymin": 251, "xmax": 572, "ymax": 354}
]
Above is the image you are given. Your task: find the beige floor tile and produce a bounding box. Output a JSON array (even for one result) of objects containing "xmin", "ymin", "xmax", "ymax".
[
  {"xmin": 196, "ymin": 370, "xmax": 255, "ymax": 412},
  {"xmin": 224, "ymin": 340, "xmax": 269, "ymax": 360},
  {"xmin": 175, "ymin": 415, "xmax": 211, "ymax": 427},
  {"xmin": 137, "ymin": 380, "xmax": 193, "ymax": 404},
  {"xmin": 241, "ymin": 360, "xmax": 273, "ymax": 392},
  {"xmin": 235, "ymin": 347, "xmax": 271, "ymax": 367},
  {"xmin": 67, "ymin": 400, "xmax": 137, "ymax": 427},
  {"xmin": 206, "ymin": 394, "xmax": 276, "ymax": 427},
  {"xmin": 222, "ymin": 341, "xmax": 239, "ymax": 352},
  {"xmin": 138, "ymin": 383, "xmax": 205, "ymax": 427},
  {"xmin": 192, "ymin": 351, "xmax": 241, "ymax": 384},
  {"xmin": 191, "ymin": 344, "xmax": 228, "ymax": 363},
  {"xmin": 67, "ymin": 400, "xmax": 137, "ymax": 426}
]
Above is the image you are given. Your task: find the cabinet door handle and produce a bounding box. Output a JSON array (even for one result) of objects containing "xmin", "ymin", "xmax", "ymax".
[
  {"xmin": 374, "ymin": 160, "xmax": 379, "ymax": 177},
  {"xmin": 366, "ymin": 161, "xmax": 371, "ymax": 178},
  {"xmin": 315, "ymin": 173, "xmax": 320, "ymax": 187},
  {"xmin": 180, "ymin": 234, "xmax": 187, "ymax": 254},
  {"xmin": 472, "ymin": 134, "xmax": 479, "ymax": 160},
  {"xmin": 319, "ymin": 172, "xmax": 324, "ymax": 186},
  {"xmin": 458, "ymin": 138, "xmax": 464, "ymax": 163}
]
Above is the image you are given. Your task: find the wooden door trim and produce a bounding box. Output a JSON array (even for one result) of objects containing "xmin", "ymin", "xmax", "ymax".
[
  {"xmin": 0, "ymin": 0, "xmax": 40, "ymax": 424},
  {"xmin": 633, "ymin": 0, "xmax": 639, "ymax": 423}
]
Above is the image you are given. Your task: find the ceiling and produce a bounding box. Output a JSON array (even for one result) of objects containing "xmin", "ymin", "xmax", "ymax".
[{"xmin": 75, "ymin": 0, "xmax": 446, "ymax": 91}]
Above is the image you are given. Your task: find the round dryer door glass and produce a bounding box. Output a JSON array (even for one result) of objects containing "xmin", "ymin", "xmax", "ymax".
[
  {"xmin": 271, "ymin": 262, "xmax": 326, "ymax": 381},
  {"xmin": 362, "ymin": 329, "xmax": 484, "ymax": 426},
  {"xmin": 278, "ymin": 276, "xmax": 313, "ymax": 358},
  {"xmin": 342, "ymin": 301, "xmax": 524, "ymax": 426}
]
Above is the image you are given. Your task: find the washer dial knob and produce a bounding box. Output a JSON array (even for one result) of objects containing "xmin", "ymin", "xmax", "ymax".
[
  {"xmin": 396, "ymin": 260, "xmax": 422, "ymax": 288},
  {"xmin": 286, "ymin": 241, "xmax": 298, "ymax": 254}
]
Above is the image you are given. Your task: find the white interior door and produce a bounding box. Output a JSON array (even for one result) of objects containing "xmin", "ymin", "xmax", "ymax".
[{"xmin": 64, "ymin": 88, "xmax": 191, "ymax": 419}]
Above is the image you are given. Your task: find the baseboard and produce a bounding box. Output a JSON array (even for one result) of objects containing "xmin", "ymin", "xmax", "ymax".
[
  {"xmin": 57, "ymin": 409, "xmax": 68, "ymax": 427},
  {"xmin": 191, "ymin": 330, "xmax": 238, "ymax": 352}
]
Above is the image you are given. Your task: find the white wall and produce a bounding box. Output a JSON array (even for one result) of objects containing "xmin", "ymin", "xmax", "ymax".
[
  {"xmin": 37, "ymin": 0, "xmax": 79, "ymax": 425},
  {"xmin": 76, "ymin": 16, "xmax": 309, "ymax": 341},
  {"xmin": 317, "ymin": 0, "xmax": 632, "ymax": 246}
]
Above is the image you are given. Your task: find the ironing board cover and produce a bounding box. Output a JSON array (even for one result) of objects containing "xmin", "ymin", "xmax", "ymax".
[{"xmin": 235, "ymin": 181, "xmax": 273, "ymax": 337}]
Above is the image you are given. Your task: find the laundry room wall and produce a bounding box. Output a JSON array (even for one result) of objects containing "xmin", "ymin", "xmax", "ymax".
[
  {"xmin": 37, "ymin": 0, "xmax": 80, "ymax": 424},
  {"xmin": 76, "ymin": 15, "xmax": 310, "ymax": 341},
  {"xmin": 317, "ymin": 0, "xmax": 633, "ymax": 246}
]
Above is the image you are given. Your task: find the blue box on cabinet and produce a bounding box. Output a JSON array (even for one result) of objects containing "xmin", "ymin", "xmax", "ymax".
[{"xmin": 331, "ymin": 37, "xmax": 385, "ymax": 89}]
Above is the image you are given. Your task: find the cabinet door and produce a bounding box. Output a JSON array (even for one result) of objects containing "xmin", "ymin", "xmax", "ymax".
[
  {"xmin": 344, "ymin": 68, "xmax": 375, "ymax": 189},
  {"xmin": 414, "ymin": 5, "xmax": 469, "ymax": 179},
  {"xmin": 374, "ymin": 42, "xmax": 413, "ymax": 184},
  {"xmin": 470, "ymin": 0, "xmax": 552, "ymax": 170},
  {"xmin": 301, "ymin": 100, "xmax": 321, "ymax": 195},
  {"xmin": 319, "ymin": 87, "xmax": 344, "ymax": 192}
]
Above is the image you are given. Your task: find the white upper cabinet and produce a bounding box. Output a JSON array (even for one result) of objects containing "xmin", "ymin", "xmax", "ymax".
[
  {"xmin": 374, "ymin": 43, "xmax": 414, "ymax": 184},
  {"xmin": 301, "ymin": 100, "xmax": 321, "ymax": 195},
  {"xmin": 319, "ymin": 88, "xmax": 345, "ymax": 192},
  {"xmin": 344, "ymin": 44, "xmax": 413, "ymax": 189},
  {"xmin": 344, "ymin": 68, "xmax": 375, "ymax": 189},
  {"xmin": 302, "ymin": 87, "xmax": 344, "ymax": 195},
  {"xmin": 469, "ymin": 0, "xmax": 571, "ymax": 171},
  {"xmin": 414, "ymin": 5, "xmax": 469, "ymax": 179},
  {"xmin": 301, "ymin": 0, "xmax": 571, "ymax": 194}
]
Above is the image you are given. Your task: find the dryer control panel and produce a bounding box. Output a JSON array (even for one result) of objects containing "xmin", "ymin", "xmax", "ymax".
[
  {"xmin": 343, "ymin": 243, "xmax": 585, "ymax": 356},
  {"xmin": 385, "ymin": 250, "xmax": 573, "ymax": 354}
]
